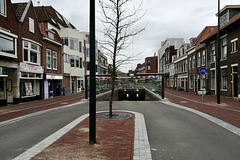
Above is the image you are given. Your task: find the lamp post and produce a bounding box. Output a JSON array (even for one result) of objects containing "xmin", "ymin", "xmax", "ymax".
[
  {"xmin": 216, "ymin": 0, "xmax": 220, "ymax": 104},
  {"xmin": 89, "ymin": 0, "xmax": 96, "ymax": 144}
]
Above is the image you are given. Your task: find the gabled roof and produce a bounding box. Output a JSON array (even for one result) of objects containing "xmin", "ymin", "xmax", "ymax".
[
  {"xmin": 193, "ymin": 26, "xmax": 217, "ymax": 46},
  {"xmin": 201, "ymin": 11, "xmax": 240, "ymax": 43},
  {"xmin": 39, "ymin": 22, "xmax": 62, "ymax": 44},
  {"xmin": 12, "ymin": 2, "xmax": 28, "ymax": 21},
  {"xmin": 34, "ymin": 6, "xmax": 76, "ymax": 29}
]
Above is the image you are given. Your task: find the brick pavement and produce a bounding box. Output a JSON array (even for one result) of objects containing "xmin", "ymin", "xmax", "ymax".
[{"xmin": 164, "ymin": 88, "xmax": 240, "ymax": 128}]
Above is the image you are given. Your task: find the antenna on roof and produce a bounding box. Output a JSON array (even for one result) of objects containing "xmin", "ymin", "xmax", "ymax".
[{"xmin": 37, "ymin": 1, "xmax": 40, "ymax": 6}]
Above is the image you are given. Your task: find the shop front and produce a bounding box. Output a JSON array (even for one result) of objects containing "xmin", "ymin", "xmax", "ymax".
[
  {"xmin": 0, "ymin": 67, "xmax": 7, "ymax": 106},
  {"xmin": 43, "ymin": 73, "xmax": 63, "ymax": 99},
  {"xmin": 19, "ymin": 63, "xmax": 44, "ymax": 103},
  {"xmin": 77, "ymin": 77, "xmax": 84, "ymax": 92}
]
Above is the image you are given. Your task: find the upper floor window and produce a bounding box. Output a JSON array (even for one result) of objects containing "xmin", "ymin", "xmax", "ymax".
[
  {"xmin": 48, "ymin": 31, "xmax": 54, "ymax": 40},
  {"xmin": 189, "ymin": 57, "xmax": 192, "ymax": 70},
  {"xmin": 46, "ymin": 49, "xmax": 51, "ymax": 69},
  {"xmin": 0, "ymin": 0, "xmax": 6, "ymax": 16},
  {"xmin": 23, "ymin": 40, "xmax": 40, "ymax": 65},
  {"xmin": 29, "ymin": 17, "xmax": 34, "ymax": 33},
  {"xmin": 197, "ymin": 52, "xmax": 201, "ymax": 67},
  {"xmin": 53, "ymin": 51, "xmax": 57, "ymax": 70},
  {"xmin": 62, "ymin": 37, "xmax": 68, "ymax": 46},
  {"xmin": 231, "ymin": 38, "xmax": 238, "ymax": 53},
  {"xmin": 211, "ymin": 43, "xmax": 215, "ymax": 63},
  {"xmin": 192, "ymin": 55, "xmax": 195, "ymax": 69},
  {"xmin": 221, "ymin": 37, "xmax": 227, "ymax": 59},
  {"xmin": 70, "ymin": 38, "xmax": 79, "ymax": 51},
  {"xmin": 0, "ymin": 32, "xmax": 16, "ymax": 57},
  {"xmin": 202, "ymin": 50, "xmax": 206, "ymax": 66}
]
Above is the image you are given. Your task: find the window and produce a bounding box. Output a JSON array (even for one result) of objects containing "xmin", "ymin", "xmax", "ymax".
[
  {"xmin": 46, "ymin": 49, "xmax": 51, "ymax": 69},
  {"xmin": 86, "ymin": 48, "xmax": 89, "ymax": 57},
  {"xmin": 189, "ymin": 57, "xmax": 192, "ymax": 70},
  {"xmin": 189, "ymin": 75, "xmax": 193, "ymax": 89},
  {"xmin": 76, "ymin": 59, "xmax": 79, "ymax": 67},
  {"xmin": 221, "ymin": 37, "xmax": 227, "ymax": 59},
  {"xmin": 29, "ymin": 17, "xmax": 34, "ymax": 33},
  {"xmin": 211, "ymin": 70, "xmax": 215, "ymax": 89},
  {"xmin": 53, "ymin": 51, "xmax": 57, "ymax": 70},
  {"xmin": 64, "ymin": 53, "xmax": 69, "ymax": 63},
  {"xmin": 231, "ymin": 38, "xmax": 238, "ymax": 53},
  {"xmin": 70, "ymin": 38, "xmax": 79, "ymax": 51},
  {"xmin": 211, "ymin": 43, "xmax": 215, "ymax": 62},
  {"xmin": 23, "ymin": 41, "xmax": 40, "ymax": 65},
  {"xmin": 79, "ymin": 41, "xmax": 82, "ymax": 52},
  {"xmin": 48, "ymin": 32, "xmax": 54, "ymax": 40},
  {"xmin": 202, "ymin": 50, "xmax": 206, "ymax": 66},
  {"xmin": 192, "ymin": 55, "xmax": 195, "ymax": 69},
  {"xmin": 70, "ymin": 59, "xmax": 74, "ymax": 67},
  {"xmin": 0, "ymin": 32, "xmax": 15, "ymax": 55},
  {"xmin": 62, "ymin": 38, "xmax": 68, "ymax": 46},
  {"xmin": 200, "ymin": 75, "xmax": 206, "ymax": 90},
  {"xmin": 197, "ymin": 52, "xmax": 201, "ymax": 67},
  {"xmin": 80, "ymin": 58, "xmax": 83, "ymax": 68},
  {"xmin": 221, "ymin": 69, "xmax": 227, "ymax": 90},
  {"xmin": 0, "ymin": 0, "xmax": 6, "ymax": 16},
  {"xmin": 148, "ymin": 65, "xmax": 150, "ymax": 70}
]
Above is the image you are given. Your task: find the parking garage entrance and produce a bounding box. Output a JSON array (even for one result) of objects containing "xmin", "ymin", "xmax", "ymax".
[{"xmin": 85, "ymin": 73, "xmax": 164, "ymax": 101}]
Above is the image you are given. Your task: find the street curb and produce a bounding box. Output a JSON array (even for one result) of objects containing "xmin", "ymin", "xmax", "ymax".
[
  {"xmin": 13, "ymin": 110, "xmax": 152, "ymax": 160},
  {"xmin": 161, "ymin": 100, "xmax": 240, "ymax": 137}
]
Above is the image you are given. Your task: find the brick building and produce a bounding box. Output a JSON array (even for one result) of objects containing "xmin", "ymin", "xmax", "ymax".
[
  {"xmin": 0, "ymin": 0, "xmax": 19, "ymax": 106},
  {"xmin": 201, "ymin": 5, "xmax": 240, "ymax": 98},
  {"xmin": 145, "ymin": 56, "xmax": 158, "ymax": 73}
]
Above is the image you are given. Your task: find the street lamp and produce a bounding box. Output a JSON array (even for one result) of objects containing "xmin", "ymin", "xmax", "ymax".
[
  {"xmin": 216, "ymin": 0, "xmax": 220, "ymax": 104},
  {"xmin": 89, "ymin": 0, "xmax": 96, "ymax": 144}
]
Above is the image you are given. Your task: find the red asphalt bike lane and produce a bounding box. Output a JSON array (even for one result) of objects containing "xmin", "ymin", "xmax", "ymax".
[
  {"xmin": 164, "ymin": 88, "xmax": 240, "ymax": 128},
  {"xmin": 0, "ymin": 92, "xmax": 85, "ymax": 122}
]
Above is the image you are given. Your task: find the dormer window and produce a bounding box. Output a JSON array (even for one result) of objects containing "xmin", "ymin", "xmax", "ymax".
[
  {"xmin": 29, "ymin": 17, "xmax": 34, "ymax": 33},
  {"xmin": 46, "ymin": 29, "xmax": 55, "ymax": 40},
  {"xmin": 0, "ymin": 0, "xmax": 6, "ymax": 16},
  {"xmin": 48, "ymin": 32, "xmax": 54, "ymax": 40}
]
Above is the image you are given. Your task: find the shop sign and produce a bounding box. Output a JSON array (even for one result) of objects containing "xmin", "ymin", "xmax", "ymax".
[
  {"xmin": 20, "ymin": 63, "xmax": 43, "ymax": 73},
  {"xmin": 46, "ymin": 74, "xmax": 63, "ymax": 80}
]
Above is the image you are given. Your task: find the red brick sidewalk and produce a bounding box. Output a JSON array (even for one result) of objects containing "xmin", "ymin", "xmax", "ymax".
[
  {"xmin": 32, "ymin": 112, "xmax": 135, "ymax": 160},
  {"xmin": 165, "ymin": 88, "xmax": 240, "ymax": 128},
  {"xmin": 0, "ymin": 92, "xmax": 85, "ymax": 122}
]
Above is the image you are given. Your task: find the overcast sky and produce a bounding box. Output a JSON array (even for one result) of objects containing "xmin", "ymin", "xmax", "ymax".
[{"xmin": 12, "ymin": 0, "xmax": 240, "ymax": 72}]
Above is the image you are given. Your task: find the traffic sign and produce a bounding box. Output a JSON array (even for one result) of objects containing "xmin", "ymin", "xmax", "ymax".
[{"xmin": 199, "ymin": 67, "xmax": 207, "ymax": 75}]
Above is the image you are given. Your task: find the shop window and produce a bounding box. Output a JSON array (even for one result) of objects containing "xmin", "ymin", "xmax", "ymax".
[
  {"xmin": 211, "ymin": 70, "xmax": 215, "ymax": 89},
  {"xmin": 23, "ymin": 40, "xmax": 40, "ymax": 65},
  {"xmin": 21, "ymin": 80, "xmax": 34, "ymax": 97},
  {"xmin": 189, "ymin": 75, "xmax": 193, "ymax": 89},
  {"xmin": 53, "ymin": 51, "xmax": 57, "ymax": 70},
  {"xmin": 0, "ymin": 78, "xmax": 6, "ymax": 100},
  {"xmin": 0, "ymin": 0, "xmax": 6, "ymax": 16}
]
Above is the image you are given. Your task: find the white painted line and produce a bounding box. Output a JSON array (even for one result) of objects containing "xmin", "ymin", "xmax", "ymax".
[
  {"xmin": 161, "ymin": 100, "xmax": 240, "ymax": 137},
  {"xmin": 12, "ymin": 110, "xmax": 152, "ymax": 160},
  {"xmin": 0, "ymin": 100, "xmax": 87, "ymax": 127},
  {"xmin": 13, "ymin": 114, "xmax": 89, "ymax": 160}
]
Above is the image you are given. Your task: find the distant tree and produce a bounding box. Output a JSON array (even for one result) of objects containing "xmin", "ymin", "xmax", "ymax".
[{"xmin": 98, "ymin": 0, "xmax": 146, "ymax": 116}]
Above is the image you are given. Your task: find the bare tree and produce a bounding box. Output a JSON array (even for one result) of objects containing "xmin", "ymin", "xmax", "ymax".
[{"xmin": 98, "ymin": 0, "xmax": 146, "ymax": 116}]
